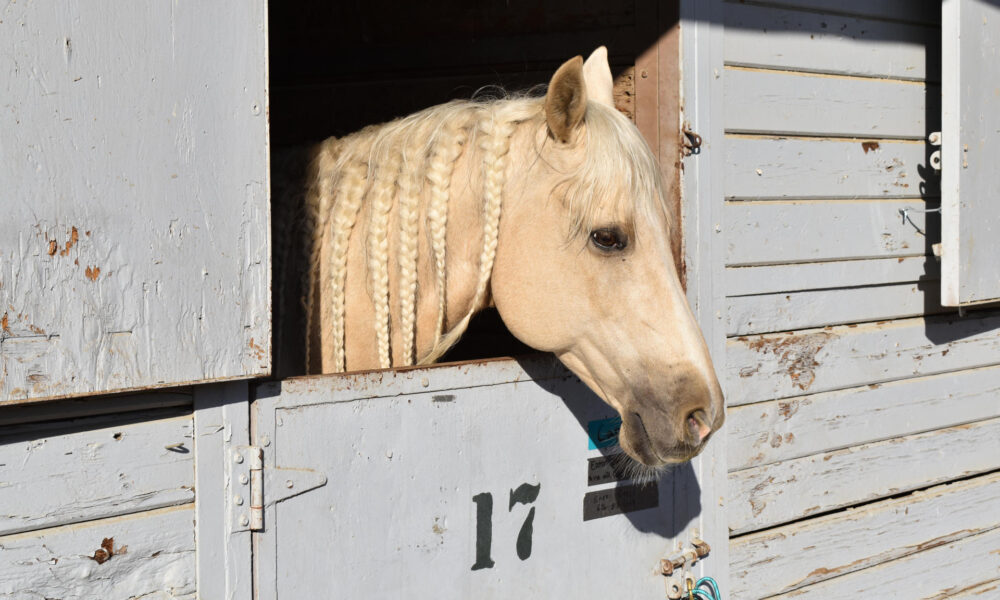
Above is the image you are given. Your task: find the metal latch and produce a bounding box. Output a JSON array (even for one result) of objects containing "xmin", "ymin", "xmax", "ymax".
[
  {"xmin": 229, "ymin": 445, "xmax": 328, "ymax": 533},
  {"xmin": 662, "ymin": 538, "xmax": 713, "ymax": 600},
  {"xmin": 682, "ymin": 123, "xmax": 703, "ymax": 156},
  {"xmin": 660, "ymin": 538, "xmax": 711, "ymax": 576}
]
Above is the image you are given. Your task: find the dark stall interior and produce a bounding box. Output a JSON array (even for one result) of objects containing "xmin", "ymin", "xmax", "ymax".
[{"xmin": 268, "ymin": 1, "xmax": 681, "ymax": 378}]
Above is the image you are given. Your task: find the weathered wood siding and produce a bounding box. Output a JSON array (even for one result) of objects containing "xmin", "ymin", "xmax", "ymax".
[
  {"xmin": 0, "ymin": 409, "xmax": 194, "ymax": 536},
  {"xmin": 719, "ymin": 1, "xmax": 1000, "ymax": 597},
  {"xmin": 0, "ymin": 400, "xmax": 197, "ymax": 599},
  {"xmin": 0, "ymin": 505, "xmax": 197, "ymax": 600},
  {"xmin": 0, "ymin": 2, "xmax": 270, "ymax": 404}
]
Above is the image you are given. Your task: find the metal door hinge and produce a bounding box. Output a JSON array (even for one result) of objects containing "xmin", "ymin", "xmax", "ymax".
[{"xmin": 229, "ymin": 445, "xmax": 328, "ymax": 533}]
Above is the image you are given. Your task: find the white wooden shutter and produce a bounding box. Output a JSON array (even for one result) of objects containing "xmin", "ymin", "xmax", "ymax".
[
  {"xmin": 0, "ymin": 3, "xmax": 270, "ymax": 403},
  {"xmin": 941, "ymin": 0, "xmax": 1000, "ymax": 307}
]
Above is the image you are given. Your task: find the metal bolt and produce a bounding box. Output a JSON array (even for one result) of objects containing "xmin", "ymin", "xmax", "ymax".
[
  {"xmin": 233, "ymin": 495, "xmax": 244, "ymax": 506},
  {"xmin": 240, "ymin": 474, "xmax": 249, "ymax": 485},
  {"xmin": 640, "ymin": 69, "xmax": 649, "ymax": 79},
  {"xmin": 234, "ymin": 453, "xmax": 244, "ymax": 464},
  {"xmin": 420, "ymin": 377, "xmax": 429, "ymax": 388},
  {"xmin": 239, "ymin": 515, "xmax": 250, "ymax": 527},
  {"xmin": 285, "ymin": 480, "xmax": 294, "ymax": 489},
  {"xmin": 261, "ymin": 434, "xmax": 270, "ymax": 447}
]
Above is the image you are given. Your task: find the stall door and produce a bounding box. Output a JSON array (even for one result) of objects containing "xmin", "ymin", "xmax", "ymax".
[
  {"xmin": 248, "ymin": 358, "xmax": 721, "ymax": 599},
  {"xmin": 941, "ymin": 0, "xmax": 1000, "ymax": 306},
  {"xmin": 0, "ymin": 2, "xmax": 270, "ymax": 403}
]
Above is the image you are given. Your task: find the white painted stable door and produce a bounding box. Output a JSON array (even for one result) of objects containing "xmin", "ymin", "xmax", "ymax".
[
  {"xmin": 240, "ymin": 360, "xmax": 718, "ymax": 599},
  {"xmin": 941, "ymin": 0, "xmax": 1000, "ymax": 307},
  {"xmin": 0, "ymin": 3, "xmax": 270, "ymax": 403}
]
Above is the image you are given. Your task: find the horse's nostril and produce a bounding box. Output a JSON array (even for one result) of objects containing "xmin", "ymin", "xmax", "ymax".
[{"xmin": 687, "ymin": 409, "xmax": 712, "ymax": 444}]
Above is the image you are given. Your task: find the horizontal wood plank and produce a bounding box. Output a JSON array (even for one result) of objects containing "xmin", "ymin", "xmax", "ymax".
[
  {"xmin": 726, "ymin": 0, "xmax": 940, "ymax": 25},
  {"xmin": 728, "ymin": 417, "xmax": 1000, "ymax": 535},
  {"xmin": 0, "ymin": 412, "xmax": 194, "ymax": 536},
  {"xmin": 726, "ymin": 310, "xmax": 1000, "ymax": 405},
  {"xmin": 724, "ymin": 67, "xmax": 934, "ymax": 138},
  {"xmin": 724, "ymin": 3, "xmax": 933, "ymax": 80},
  {"xmin": 725, "ymin": 137, "xmax": 936, "ymax": 200},
  {"xmin": 731, "ymin": 472, "xmax": 1000, "ymax": 598},
  {"xmin": 727, "ymin": 280, "xmax": 944, "ymax": 336},
  {"xmin": 725, "ymin": 200, "xmax": 933, "ymax": 266},
  {"xmin": 0, "ymin": 390, "xmax": 192, "ymax": 427},
  {"xmin": 766, "ymin": 525, "xmax": 1000, "ymax": 599},
  {"xmin": 727, "ymin": 364, "xmax": 1000, "ymax": 471},
  {"xmin": 0, "ymin": 504, "xmax": 196, "ymax": 600},
  {"xmin": 726, "ymin": 256, "xmax": 936, "ymax": 297}
]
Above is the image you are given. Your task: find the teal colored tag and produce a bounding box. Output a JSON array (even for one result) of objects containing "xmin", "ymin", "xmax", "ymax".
[{"xmin": 587, "ymin": 416, "xmax": 622, "ymax": 450}]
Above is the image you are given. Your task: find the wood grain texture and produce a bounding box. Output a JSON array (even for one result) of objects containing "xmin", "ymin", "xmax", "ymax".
[
  {"xmin": 726, "ymin": 256, "xmax": 937, "ymax": 297},
  {"xmin": 727, "ymin": 364, "xmax": 1000, "ymax": 471},
  {"xmin": 0, "ymin": 505, "xmax": 196, "ymax": 600},
  {"xmin": 725, "ymin": 199, "xmax": 933, "ymax": 266},
  {"xmin": 724, "ymin": 67, "xmax": 934, "ymax": 139},
  {"xmin": 731, "ymin": 473, "xmax": 1000, "ymax": 598},
  {"xmin": 0, "ymin": 1, "xmax": 270, "ymax": 404},
  {"xmin": 0, "ymin": 389, "xmax": 192, "ymax": 427},
  {"xmin": 948, "ymin": 579, "xmax": 1000, "ymax": 598},
  {"xmin": 728, "ymin": 417, "xmax": 1000, "ymax": 535},
  {"xmin": 727, "ymin": 280, "xmax": 943, "ymax": 336},
  {"xmin": 726, "ymin": 0, "xmax": 940, "ymax": 24},
  {"xmin": 765, "ymin": 524, "xmax": 1000, "ymax": 599},
  {"xmin": 725, "ymin": 136, "xmax": 936, "ymax": 200},
  {"xmin": 941, "ymin": 0, "xmax": 1000, "ymax": 306},
  {"xmin": 0, "ymin": 411, "xmax": 194, "ymax": 536},
  {"xmin": 726, "ymin": 310, "xmax": 1000, "ymax": 405},
  {"xmin": 194, "ymin": 382, "xmax": 252, "ymax": 600},
  {"xmin": 724, "ymin": 3, "xmax": 934, "ymax": 80}
]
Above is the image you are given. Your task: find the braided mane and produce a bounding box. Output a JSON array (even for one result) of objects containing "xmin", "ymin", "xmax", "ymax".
[{"xmin": 304, "ymin": 93, "xmax": 667, "ymax": 373}]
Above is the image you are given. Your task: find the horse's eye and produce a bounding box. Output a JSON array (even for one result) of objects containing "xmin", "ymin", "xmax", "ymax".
[{"xmin": 590, "ymin": 228, "xmax": 627, "ymax": 252}]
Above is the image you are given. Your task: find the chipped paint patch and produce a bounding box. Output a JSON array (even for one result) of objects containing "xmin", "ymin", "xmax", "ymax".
[
  {"xmin": 59, "ymin": 226, "xmax": 79, "ymax": 257},
  {"xmin": 747, "ymin": 332, "xmax": 833, "ymax": 391}
]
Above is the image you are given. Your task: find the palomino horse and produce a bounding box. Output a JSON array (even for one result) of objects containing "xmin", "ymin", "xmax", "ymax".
[{"xmin": 304, "ymin": 47, "xmax": 724, "ymax": 469}]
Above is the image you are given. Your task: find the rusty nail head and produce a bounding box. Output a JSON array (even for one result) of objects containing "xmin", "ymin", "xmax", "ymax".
[
  {"xmin": 640, "ymin": 69, "xmax": 649, "ymax": 78},
  {"xmin": 660, "ymin": 558, "xmax": 674, "ymax": 576}
]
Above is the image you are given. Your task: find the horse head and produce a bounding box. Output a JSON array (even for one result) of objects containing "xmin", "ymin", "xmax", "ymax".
[{"xmin": 490, "ymin": 48, "xmax": 725, "ymax": 469}]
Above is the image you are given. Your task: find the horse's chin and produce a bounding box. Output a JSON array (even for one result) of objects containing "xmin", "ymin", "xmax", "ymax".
[{"xmin": 618, "ymin": 413, "xmax": 708, "ymax": 470}]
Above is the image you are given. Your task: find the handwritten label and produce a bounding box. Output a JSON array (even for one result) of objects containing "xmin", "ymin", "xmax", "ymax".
[
  {"xmin": 587, "ymin": 454, "xmax": 632, "ymax": 486},
  {"xmin": 583, "ymin": 483, "xmax": 658, "ymax": 521}
]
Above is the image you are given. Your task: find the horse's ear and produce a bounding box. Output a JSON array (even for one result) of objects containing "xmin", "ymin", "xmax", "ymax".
[
  {"xmin": 545, "ymin": 55, "xmax": 587, "ymax": 144},
  {"xmin": 582, "ymin": 46, "xmax": 615, "ymax": 108}
]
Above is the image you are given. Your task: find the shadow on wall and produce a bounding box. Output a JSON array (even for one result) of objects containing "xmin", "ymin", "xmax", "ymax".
[{"xmin": 518, "ymin": 354, "xmax": 701, "ymax": 539}]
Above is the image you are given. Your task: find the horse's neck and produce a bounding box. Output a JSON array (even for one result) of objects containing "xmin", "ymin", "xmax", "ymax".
[{"xmin": 312, "ymin": 106, "xmax": 533, "ymax": 374}]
